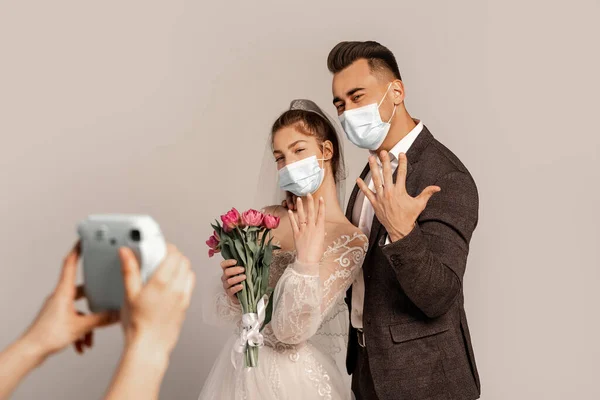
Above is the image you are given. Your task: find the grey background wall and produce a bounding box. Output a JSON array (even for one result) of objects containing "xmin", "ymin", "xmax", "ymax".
[{"xmin": 1, "ymin": 0, "xmax": 598, "ymax": 399}]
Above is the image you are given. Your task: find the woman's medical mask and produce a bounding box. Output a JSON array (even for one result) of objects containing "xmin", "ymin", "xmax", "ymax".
[
  {"xmin": 339, "ymin": 82, "xmax": 397, "ymax": 150},
  {"xmin": 278, "ymin": 152, "xmax": 325, "ymax": 197}
]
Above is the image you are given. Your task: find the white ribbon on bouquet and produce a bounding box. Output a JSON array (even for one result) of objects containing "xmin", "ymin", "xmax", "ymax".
[{"xmin": 231, "ymin": 294, "xmax": 269, "ymax": 369}]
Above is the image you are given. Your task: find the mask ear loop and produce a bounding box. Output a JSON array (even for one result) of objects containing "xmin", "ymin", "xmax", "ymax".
[
  {"xmin": 317, "ymin": 142, "xmax": 326, "ymax": 170},
  {"xmin": 377, "ymin": 82, "xmax": 393, "ymax": 108},
  {"xmin": 378, "ymin": 82, "xmax": 397, "ymax": 124},
  {"xmin": 387, "ymin": 104, "xmax": 397, "ymax": 124}
]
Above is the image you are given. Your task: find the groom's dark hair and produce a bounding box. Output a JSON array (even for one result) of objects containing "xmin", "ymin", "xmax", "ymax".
[{"xmin": 327, "ymin": 41, "xmax": 401, "ymax": 81}]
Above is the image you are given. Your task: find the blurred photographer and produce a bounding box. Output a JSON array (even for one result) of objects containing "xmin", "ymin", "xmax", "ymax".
[{"xmin": 0, "ymin": 242, "xmax": 195, "ymax": 400}]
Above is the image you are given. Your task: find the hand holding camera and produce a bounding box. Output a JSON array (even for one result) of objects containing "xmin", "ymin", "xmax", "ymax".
[
  {"xmin": 0, "ymin": 214, "xmax": 196, "ymax": 400},
  {"xmin": 78, "ymin": 215, "xmax": 168, "ymax": 313},
  {"xmin": 118, "ymin": 245, "xmax": 195, "ymax": 358}
]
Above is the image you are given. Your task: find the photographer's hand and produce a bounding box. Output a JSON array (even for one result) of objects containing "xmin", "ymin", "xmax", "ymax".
[
  {"xmin": 0, "ymin": 243, "xmax": 119, "ymax": 400},
  {"xmin": 104, "ymin": 245, "xmax": 195, "ymax": 400}
]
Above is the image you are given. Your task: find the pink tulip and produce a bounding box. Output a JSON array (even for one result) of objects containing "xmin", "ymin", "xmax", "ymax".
[
  {"xmin": 206, "ymin": 231, "xmax": 220, "ymax": 250},
  {"xmin": 242, "ymin": 209, "xmax": 264, "ymax": 227},
  {"xmin": 263, "ymin": 214, "xmax": 280, "ymax": 230},
  {"xmin": 206, "ymin": 231, "xmax": 221, "ymax": 258},
  {"xmin": 221, "ymin": 208, "xmax": 241, "ymax": 232}
]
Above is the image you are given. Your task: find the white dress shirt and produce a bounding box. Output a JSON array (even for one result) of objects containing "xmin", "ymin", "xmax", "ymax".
[{"xmin": 350, "ymin": 120, "xmax": 424, "ymax": 329}]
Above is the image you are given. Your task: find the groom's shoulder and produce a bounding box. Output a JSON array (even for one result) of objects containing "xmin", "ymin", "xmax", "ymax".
[{"xmin": 420, "ymin": 128, "xmax": 475, "ymax": 183}]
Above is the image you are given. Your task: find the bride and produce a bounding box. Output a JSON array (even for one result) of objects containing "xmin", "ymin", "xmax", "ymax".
[{"xmin": 198, "ymin": 100, "xmax": 368, "ymax": 400}]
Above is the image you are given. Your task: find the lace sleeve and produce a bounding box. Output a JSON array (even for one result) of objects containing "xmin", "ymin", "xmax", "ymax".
[
  {"xmin": 271, "ymin": 232, "xmax": 368, "ymax": 344},
  {"xmin": 214, "ymin": 291, "xmax": 242, "ymax": 323},
  {"xmin": 201, "ymin": 271, "xmax": 242, "ymax": 327}
]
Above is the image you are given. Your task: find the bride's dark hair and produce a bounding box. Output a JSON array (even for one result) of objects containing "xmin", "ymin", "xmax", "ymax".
[{"xmin": 271, "ymin": 101, "xmax": 345, "ymax": 184}]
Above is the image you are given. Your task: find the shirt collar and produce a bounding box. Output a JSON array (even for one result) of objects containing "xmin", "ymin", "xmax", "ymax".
[{"xmin": 371, "ymin": 119, "xmax": 424, "ymax": 164}]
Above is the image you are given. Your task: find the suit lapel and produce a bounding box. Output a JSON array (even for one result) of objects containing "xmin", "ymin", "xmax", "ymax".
[
  {"xmin": 345, "ymin": 163, "xmax": 371, "ymax": 221},
  {"xmin": 345, "ymin": 163, "xmax": 371, "ymax": 308}
]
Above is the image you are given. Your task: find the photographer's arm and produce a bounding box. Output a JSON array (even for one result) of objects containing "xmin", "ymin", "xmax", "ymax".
[
  {"xmin": 0, "ymin": 337, "xmax": 47, "ymax": 400},
  {"xmin": 103, "ymin": 246, "xmax": 195, "ymax": 400},
  {"xmin": 0, "ymin": 244, "xmax": 117, "ymax": 400}
]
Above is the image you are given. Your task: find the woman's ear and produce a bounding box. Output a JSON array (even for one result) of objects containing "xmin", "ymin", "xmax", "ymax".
[{"xmin": 322, "ymin": 140, "xmax": 334, "ymax": 161}]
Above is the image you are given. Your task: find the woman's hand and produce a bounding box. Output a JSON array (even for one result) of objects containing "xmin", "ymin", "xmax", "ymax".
[
  {"xmin": 21, "ymin": 243, "xmax": 119, "ymax": 359},
  {"xmin": 287, "ymin": 193, "xmax": 326, "ymax": 265},
  {"xmin": 282, "ymin": 192, "xmax": 298, "ymax": 211},
  {"xmin": 0, "ymin": 244, "xmax": 119, "ymax": 400},
  {"xmin": 220, "ymin": 259, "xmax": 245, "ymax": 304},
  {"xmin": 118, "ymin": 245, "xmax": 195, "ymax": 359}
]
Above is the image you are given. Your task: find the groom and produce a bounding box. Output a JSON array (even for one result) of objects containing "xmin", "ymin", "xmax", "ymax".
[{"xmin": 328, "ymin": 41, "xmax": 480, "ymax": 399}]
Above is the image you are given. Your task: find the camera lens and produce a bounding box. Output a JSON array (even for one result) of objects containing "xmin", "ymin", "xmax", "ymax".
[{"xmin": 130, "ymin": 229, "xmax": 141, "ymax": 242}]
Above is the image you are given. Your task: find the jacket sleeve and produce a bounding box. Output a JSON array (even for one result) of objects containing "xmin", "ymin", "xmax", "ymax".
[{"xmin": 381, "ymin": 171, "xmax": 479, "ymax": 318}]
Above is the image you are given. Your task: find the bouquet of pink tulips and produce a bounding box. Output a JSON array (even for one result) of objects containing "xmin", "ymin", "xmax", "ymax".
[{"xmin": 206, "ymin": 208, "xmax": 280, "ymax": 368}]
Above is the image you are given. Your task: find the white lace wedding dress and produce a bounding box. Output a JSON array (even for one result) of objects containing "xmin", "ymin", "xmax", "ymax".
[{"xmin": 198, "ymin": 232, "xmax": 368, "ymax": 400}]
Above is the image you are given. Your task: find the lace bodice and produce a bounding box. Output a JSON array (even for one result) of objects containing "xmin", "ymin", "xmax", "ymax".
[{"xmin": 213, "ymin": 232, "xmax": 368, "ymax": 353}]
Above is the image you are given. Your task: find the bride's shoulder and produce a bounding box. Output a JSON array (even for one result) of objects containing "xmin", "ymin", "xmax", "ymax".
[{"xmin": 327, "ymin": 221, "xmax": 368, "ymax": 246}]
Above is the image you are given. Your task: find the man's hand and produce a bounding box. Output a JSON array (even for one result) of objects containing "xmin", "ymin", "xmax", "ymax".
[
  {"xmin": 21, "ymin": 243, "xmax": 119, "ymax": 359},
  {"xmin": 357, "ymin": 151, "xmax": 441, "ymax": 242}
]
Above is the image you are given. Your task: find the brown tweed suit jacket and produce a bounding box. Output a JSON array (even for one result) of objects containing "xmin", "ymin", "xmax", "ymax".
[{"xmin": 346, "ymin": 126, "xmax": 481, "ymax": 400}]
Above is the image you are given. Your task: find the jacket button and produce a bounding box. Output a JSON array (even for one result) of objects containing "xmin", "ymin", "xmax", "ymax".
[{"xmin": 366, "ymin": 318, "xmax": 372, "ymax": 325}]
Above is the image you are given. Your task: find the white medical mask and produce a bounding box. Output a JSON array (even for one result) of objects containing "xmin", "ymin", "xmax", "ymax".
[
  {"xmin": 278, "ymin": 154, "xmax": 325, "ymax": 197},
  {"xmin": 339, "ymin": 82, "xmax": 397, "ymax": 150}
]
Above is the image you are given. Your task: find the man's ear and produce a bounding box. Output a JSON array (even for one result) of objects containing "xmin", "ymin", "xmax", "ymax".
[{"xmin": 392, "ymin": 80, "xmax": 405, "ymax": 105}]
